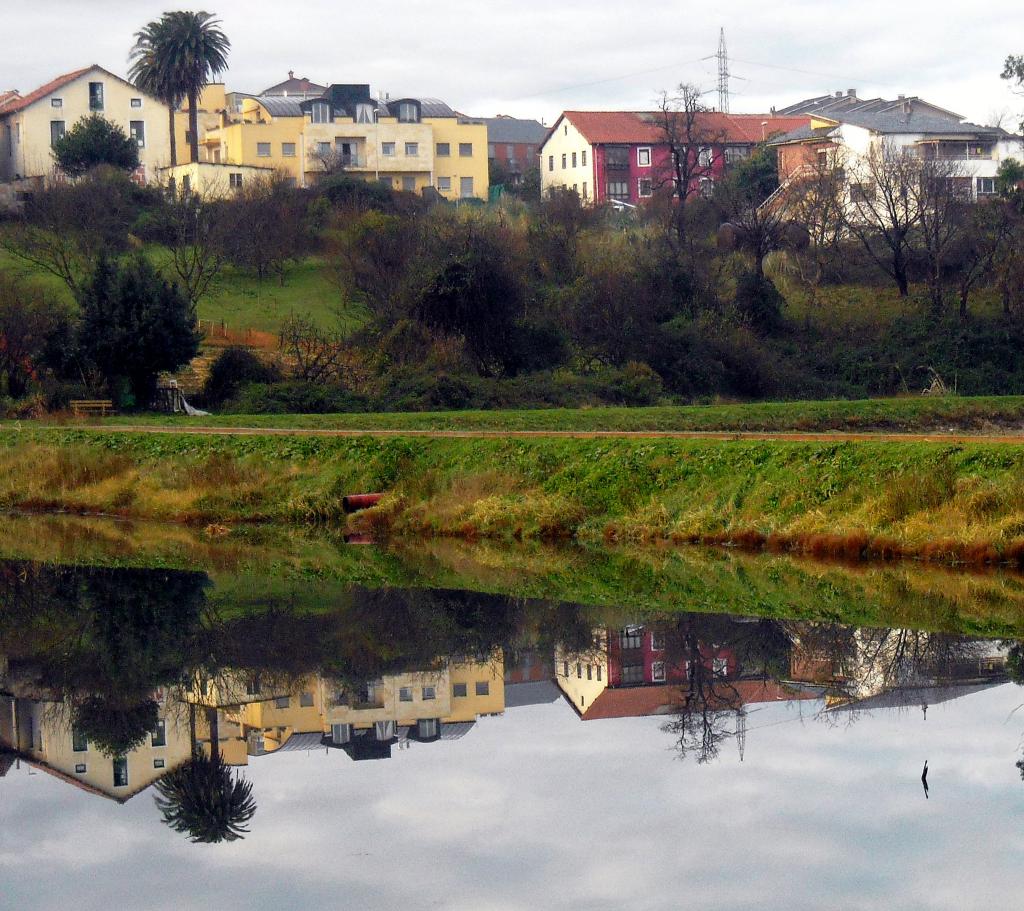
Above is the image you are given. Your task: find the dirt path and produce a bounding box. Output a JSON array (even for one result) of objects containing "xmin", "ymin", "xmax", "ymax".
[{"xmin": 24, "ymin": 424, "xmax": 1024, "ymax": 444}]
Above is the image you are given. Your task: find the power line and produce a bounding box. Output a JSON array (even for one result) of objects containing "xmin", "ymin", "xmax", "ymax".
[
  {"xmin": 729, "ymin": 55, "xmax": 887, "ymax": 89},
  {"xmin": 510, "ymin": 56, "xmax": 711, "ymax": 102}
]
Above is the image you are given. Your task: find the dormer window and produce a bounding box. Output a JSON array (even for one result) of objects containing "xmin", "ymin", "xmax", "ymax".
[
  {"xmin": 311, "ymin": 101, "xmax": 331, "ymax": 124},
  {"xmin": 398, "ymin": 101, "xmax": 419, "ymax": 123},
  {"xmin": 51, "ymin": 98, "xmax": 62, "ymax": 108},
  {"xmin": 355, "ymin": 103, "xmax": 374, "ymax": 124}
]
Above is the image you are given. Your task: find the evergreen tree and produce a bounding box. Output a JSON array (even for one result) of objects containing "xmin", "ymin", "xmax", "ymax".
[
  {"xmin": 52, "ymin": 115, "xmax": 140, "ymax": 178},
  {"xmin": 77, "ymin": 254, "xmax": 200, "ymax": 407}
]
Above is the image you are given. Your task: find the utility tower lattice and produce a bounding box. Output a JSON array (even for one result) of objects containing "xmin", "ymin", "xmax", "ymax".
[{"xmin": 716, "ymin": 28, "xmax": 730, "ymax": 113}]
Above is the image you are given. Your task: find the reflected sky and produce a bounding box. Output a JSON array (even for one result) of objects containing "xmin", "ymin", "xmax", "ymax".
[{"xmin": 3, "ymin": 682, "xmax": 1023, "ymax": 911}]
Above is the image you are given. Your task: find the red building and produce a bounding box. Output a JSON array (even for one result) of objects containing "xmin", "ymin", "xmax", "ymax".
[
  {"xmin": 479, "ymin": 115, "xmax": 548, "ymax": 187},
  {"xmin": 539, "ymin": 110, "xmax": 810, "ymax": 205}
]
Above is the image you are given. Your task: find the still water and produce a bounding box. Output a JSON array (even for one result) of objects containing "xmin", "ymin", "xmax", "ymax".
[{"xmin": 1, "ymin": 554, "xmax": 1023, "ymax": 910}]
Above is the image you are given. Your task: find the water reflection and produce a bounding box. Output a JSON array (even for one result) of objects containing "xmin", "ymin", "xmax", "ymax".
[{"xmin": 0, "ymin": 560, "xmax": 1017, "ymax": 844}]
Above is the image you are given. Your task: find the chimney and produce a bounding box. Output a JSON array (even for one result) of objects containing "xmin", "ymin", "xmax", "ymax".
[
  {"xmin": 288, "ymin": 70, "xmax": 294, "ymax": 80},
  {"xmin": 762, "ymin": 120, "xmax": 768, "ymax": 140},
  {"xmin": 897, "ymin": 93, "xmax": 905, "ymax": 100},
  {"xmin": 834, "ymin": 91, "xmax": 843, "ymax": 98},
  {"xmin": 847, "ymin": 88, "xmax": 857, "ymax": 98}
]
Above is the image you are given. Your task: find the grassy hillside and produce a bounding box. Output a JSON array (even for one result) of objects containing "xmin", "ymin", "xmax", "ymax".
[
  {"xmin": 5, "ymin": 429, "xmax": 1024, "ymax": 567},
  {"xmin": 82, "ymin": 394, "xmax": 1024, "ymax": 433}
]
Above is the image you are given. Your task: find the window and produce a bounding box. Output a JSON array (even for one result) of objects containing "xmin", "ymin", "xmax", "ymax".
[
  {"xmin": 153, "ymin": 759, "xmax": 165, "ymax": 770},
  {"xmin": 374, "ymin": 720, "xmax": 396, "ymax": 740},
  {"xmin": 399, "ymin": 686, "xmax": 413, "ymax": 702},
  {"xmin": 356, "ymin": 103, "xmax": 375, "ymax": 123},
  {"xmin": 582, "ymin": 149, "xmax": 587, "ymax": 166},
  {"xmin": 637, "ymin": 147, "xmax": 652, "ymax": 167},
  {"xmin": 405, "ymin": 141, "xmax": 419, "ymax": 156},
  {"xmin": 256, "ymin": 142, "xmax": 271, "ymax": 157},
  {"xmin": 51, "ymin": 97, "xmax": 62, "ymax": 109},
  {"xmin": 398, "ymin": 102, "xmax": 419, "ymax": 123},
  {"xmin": 151, "ymin": 720, "xmax": 166, "ymax": 747},
  {"xmin": 582, "ymin": 181, "xmax": 588, "ymax": 199},
  {"xmin": 460, "ymin": 176, "xmax": 474, "ymax": 197},
  {"xmin": 699, "ymin": 176, "xmax": 714, "ymax": 198},
  {"xmin": 977, "ymin": 176, "xmax": 996, "ymax": 195},
  {"xmin": 437, "ymin": 142, "xmax": 451, "ymax": 156},
  {"xmin": 586, "ymin": 665, "xmax": 592, "ymax": 680},
  {"xmin": 561, "ymin": 153, "xmax": 567, "ymax": 169},
  {"xmin": 331, "ymin": 723, "xmax": 352, "ymax": 744},
  {"xmin": 382, "ymin": 141, "xmax": 395, "ymax": 156},
  {"xmin": 651, "ymin": 661, "xmax": 666, "ymax": 682},
  {"xmin": 88, "ymin": 82, "xmax": 104, "ymax": 111},
  {"xmin": 300, "ymin": 692, "xmax": 315, "ymax": 707},
  {"xmin": 571, "ymin": 152, "xmax": 577, "ymax": 167},
  {"xmin": 182, "ymin": 174, "xmax": 191, "ymax": 196},
  {"xmin": 75, "ymin": 763, "xmax": 87, "ymax": 774},
  {"xmin": 50, "ymin": 120, "xmax": 65, "ymax": 147},
  {"xmin": 475, "ymin": 681, "xmax": 490, "ymax": 696},
  {"xmin": 605, "ymin": 146, "xmax": 630, "ymax": 171},
  {"xmin": 548, "ymin": 155, "xmax": 554, "ymax": 172},
  {"xmin": 131, "ymin": 98, "xmax": 143, "ymax": 108},
  {"xmin": 453, "ymin": 682, "xmax": 468, "ymax": 697},
  {"xmin": 638, "ymin": 177, "xmax": 653, "ymax": 197},
  {"xmin": 437, "ymin": 176, "xmax": 451, "ymax": 191},
  {"xmin": 311, "ymin": 101, "xmax": 331, "ymax": 124},
  {"xmin": 282, "ymin": 142, "xmax": 296, "ymax": 157},
  {"xmin": 850, "ymin": 183, "xmax": 874, "ymax": 204},
  {"xmin": 229, "ymin": 172, "xmax": 243, "ymax": 189},
  {"xmin": 713, "ymin": 657, "xmax": 729, "ymax": 677},
  {"xmin": 698, "ymin": 146, "xmax": 714, "ymax": 168},
  {"xmin": 422, "ymin": 686, "xmax": 436, "ymax": 700},
  {"xmin": 619, "ymin": 626, "xmax": 643, "ymax": 649},
  {"xmin": 488, "ymin": 143, "xmax": 496, "ymax": 158},
  {"xmin": 724, "ymin": 146, "xmax": 749, "ymax": 166},
  {"xmin": 275, "ymin": 696, "xmax": 290, "ymax": 709},
  {"xmin": 418, "ymin": 718, "xmax": 439, "ymax": 738},
  {"xmin": 459, "ymin": 142, "xmax": 473, "ymax": 157},
  {"xmin": 402, "ymin": 176, "xmax": 416, "ymax": 192},
  {"xmin": 129, "ymin": 121, "xmax": 145, "ymax": 148},
  {"xmin": 72, "ymin": 728, "xmax": 88, "ymax": 752},
  {"xmin": 621, "ymin": 664, "xmax": 644, "ymax": 685},
  {"xmin": 596, "ymin": 665, "xmax": 602, "ymax": 681},
  {"xmin": 651, "ymin": 632, "xmax": 666, "ymax": 651},
  {"xmin": 577, "ymin": 663, "xmax": 582, "ymax": 678},
  {"xmin": 112, "ymin": 757, "xmax": 128, "ymax": 788},
  {"xmin": 316, "ymin": 141, "xmax": 331, "ymax": 157}
]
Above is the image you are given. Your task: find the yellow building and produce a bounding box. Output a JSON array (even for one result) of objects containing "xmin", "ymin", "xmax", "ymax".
[
  {"xmin": 0, "ymin": 693, "xmax": 191, "ymax": 802},
  {"xmin": 174, "ymin": 82, "xmax": 228, "ymax": 165},
  {"xmin": 200, "ymin": 85, "xmax": 489, "ymax": 199},
  {"xmin": 0, "ymin": 64, "xmax": 172, "ymax": 183},
  {"xmin": 159, "ymin": 161, "xmax": 276, "ymax": 198}
]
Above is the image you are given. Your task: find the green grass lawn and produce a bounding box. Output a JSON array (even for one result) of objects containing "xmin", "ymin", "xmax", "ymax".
[
  {"xmin": 77, "ymin": 394, "xmax": 1024, "ymax": 433},
  {"xmin": 1, "ymin": 247, "xmax": 366, "ymax": 333}
]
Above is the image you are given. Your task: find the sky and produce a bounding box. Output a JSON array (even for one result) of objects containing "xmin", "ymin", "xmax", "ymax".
[
  {"xmin": 3, "ymin": 684, "xmax": 1024, "ymax": 910},
  {"xmin": 3, "ymin": 1, "xmax": 1024, "ymax": 127}
]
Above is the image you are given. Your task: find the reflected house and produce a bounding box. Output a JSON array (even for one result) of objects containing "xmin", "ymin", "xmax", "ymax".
[
  {"xmin": 324, "ymin": 653, "xmax": 505, "ymax": 760},
  {"xmin": 0, "ymin": 692, "xmax": 191, "ymax": 803},
  {"xmin": 556, "ymin": 624, "xmax": 818, "ymax": 720},
  {"xmin": 786, "ymin": 624, "xmax": 1009, "ymax": 711}
]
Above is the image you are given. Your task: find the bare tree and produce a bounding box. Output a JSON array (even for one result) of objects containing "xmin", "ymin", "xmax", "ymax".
[
  {"xmin": 786, "ymin": 148, "xmax": 849, "ymax": 296},
  {"xmin": 845, "ymin": 141, "xmax": 924, "ymax": 297},
  {"xmin": 955, "ymin": 198, "xmax": 1018, "ymax": 317},
  {"xmin": 651, "ymin": 84, "xmax": 724, "ymax": 248},
  {"xmin": 278, "ymin": 313, "xmax": 350, "ymax": 383},
  {"xmin": 911, "ymin": 156, "xmax": 971, "ymax": 313},
  {"xmin": 164, "ymin": 193, "xmax": 228, "ymax": 311}
]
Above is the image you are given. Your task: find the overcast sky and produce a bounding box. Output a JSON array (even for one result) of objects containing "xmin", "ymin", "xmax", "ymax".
[
  {"xmin": 3, "ymin": 685, "xmax": 1024, "ymax": 910},
  {"xmin": 4, "ymin": 1, "xmax": 1024, "ymax": 125}
]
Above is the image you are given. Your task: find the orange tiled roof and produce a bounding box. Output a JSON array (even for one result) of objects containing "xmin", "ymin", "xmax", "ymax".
[
  {"xmin": 580, "ymin": 678, "xmax": 819, "ymax": 721},
  {"xmin": 0, "ymin": 66, "xmax": 94, "ymax": 115},
  {"xmin": 556, "ymin": 110, "xmax": 811, "ymax": 146}
]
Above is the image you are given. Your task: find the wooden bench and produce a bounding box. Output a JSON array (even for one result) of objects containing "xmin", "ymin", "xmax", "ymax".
[{"xmin": 70, "ymin": 400, "xmax": 115, "ymax": 418}]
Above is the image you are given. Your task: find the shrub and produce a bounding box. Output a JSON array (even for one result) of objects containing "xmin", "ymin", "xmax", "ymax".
[
  {"xmin": 224, "ymin": 381, "xmax": 368, "ymax": 414},
  {"xmin": 202, "ymin": 347, "xmax": 281, "ymax": 407},
  {"xmin": 734, "ymin": 272, "xmax": 785, "ymax": 332}
]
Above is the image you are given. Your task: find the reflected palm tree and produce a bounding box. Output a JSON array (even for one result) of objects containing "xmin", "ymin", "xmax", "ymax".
[{"xmin": 154, "ymin": 706, "xmax": 256, "ymax": 844}]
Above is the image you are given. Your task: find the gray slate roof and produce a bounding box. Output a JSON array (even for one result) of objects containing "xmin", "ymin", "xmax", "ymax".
[
  {"xmin": 478, "ymin": 117, "xmax": 548, "ymax": 144},
  {"xmin": 829, "ymin": 680, "xmax": 1005, "ymax": 713},
  {"xmin": 255, "ymin": 95, "xmax": 305, "ymax": 118}
]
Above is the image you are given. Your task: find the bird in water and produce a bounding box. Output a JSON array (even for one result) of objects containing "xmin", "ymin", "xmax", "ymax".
[{"xmin": 921, "ymin": 760, "xmax": 929, "ymax": 799}]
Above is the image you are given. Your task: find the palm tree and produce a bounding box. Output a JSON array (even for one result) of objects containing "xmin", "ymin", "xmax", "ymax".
[
  {"xmin": 128, "ymin": 18, "xmax": 183, "ymax": 167},
  {"xmin": 128, "ymin": 11, "xmax": 230, "ymax": 166},
  {"xmin": 153, "ymin": 705, "xmax": 256, "ymax": 843}
]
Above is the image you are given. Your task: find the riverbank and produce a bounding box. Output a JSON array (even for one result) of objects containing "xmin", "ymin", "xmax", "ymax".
[{"xmin": 4, "ymin": 429, "xmax": 1024, "ymax": 567}]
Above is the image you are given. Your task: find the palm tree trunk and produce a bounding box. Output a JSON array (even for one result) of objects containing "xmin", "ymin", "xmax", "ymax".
[
  {"xmin": 205, "ymin": 706, "xmax": 220, "ymax": 763},
  {"xmin": 189, "ymin": 91, "xmax": 199, "ymax": 164},
  {"xmin": 168, "ymin": 105, "xmax": 178, "ymax": 168}
]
